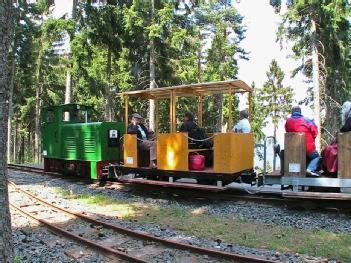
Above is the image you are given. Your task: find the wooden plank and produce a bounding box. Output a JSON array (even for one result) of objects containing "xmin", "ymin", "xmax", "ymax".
[
  {"xmin": 123, "ymin": 134, "xmax": 138, "ymax": 168},
  {"xmin": 284, "ymin": 133, "xmax": 306, "ymax": 176},
  {"xmin": 169, "ymin": 90, "xmax": 177, "ymax": 133},
  {"xmin": 155, "ymin": 99, "xmax": 159, "ymax": 134},
  {"xmin": 188, "ymin": 149, "xmax": 210, "ymax": 153},
  {"xmin": 124, "ymin": 95, "xmax": 129, "ymax": 132},
  {"xmin": 338, "ymin": 132, "xmax": 351, "ymax": 178},
  {"xmin": 157, "ymin": 133, "xmax": 188, "ymax": 171},
  {"xmin": 248, "ymin": 92, "xmax": 252, "ymax": 122},
  {"xmin": 214, "ymin": 133, "xmax": 254, "ymax": 174},
  {"xmin": 119, "ymin": 178, "xmax": 227, "ymax": 192},
  {"xmin": 197, "ymin": 96, "xmax": 202, "ymax": 127},
  {"xmin": 228, "ymin": 88, "xmax": 232, "ymax": 132},
  {"xmin": 118, "ymin": 80, "xmax": 253, "ymax": 98},
  {"xmin": 283, "ymin": 191, "xmax": 351, "ymax": 200}
]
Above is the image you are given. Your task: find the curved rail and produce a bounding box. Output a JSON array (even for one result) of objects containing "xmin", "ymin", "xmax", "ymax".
[{"xmin": 9, "ymin": 181, "xmax": 277, "ymax": 263}]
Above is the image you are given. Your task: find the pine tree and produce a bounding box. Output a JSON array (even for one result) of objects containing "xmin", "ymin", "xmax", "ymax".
[
  {"xmin": 194, "ymin": 0, "xmax": 247, "ymax": 131},
  {"xmin": 258, "ymin": 60, "xmax": 293, "ymax": 170},
  {"xmin": 271, "ymin": 0, "xmax": 351, "ymax": 146},
  {"xmin": 258, "ymin": 59, "xmax": 294, "ymax": 140},
  {"xmin": 250, "ymin": 82, "xmax": 265, "ymax": 142}
]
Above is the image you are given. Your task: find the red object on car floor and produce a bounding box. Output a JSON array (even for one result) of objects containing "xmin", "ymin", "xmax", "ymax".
[{"xmin": 189, "ymin": 154, "xmax": 205, "ymax": 170}]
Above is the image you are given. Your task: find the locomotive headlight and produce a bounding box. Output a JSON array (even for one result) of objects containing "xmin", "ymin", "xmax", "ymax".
[{"xmin": 109, "ymin": 130, "xmax": 118, "ymax": 139}]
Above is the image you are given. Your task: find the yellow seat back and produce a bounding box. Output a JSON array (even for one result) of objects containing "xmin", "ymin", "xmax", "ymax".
[
  {"xmin": 123, "ymin": 134, "xmax": 138, "ymax": 168},
  {"xmin": 157, "ymin": 133, "xmax": 188, "ymax": 171},
  {"xmin": 214, "ymin": 133, "xmax": 254, "ymax": 174}
]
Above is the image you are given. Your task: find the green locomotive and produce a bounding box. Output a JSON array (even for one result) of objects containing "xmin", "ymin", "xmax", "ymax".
[{"xmin": 41, "ymin": 104, "xmax": 124, "ymax": 179}]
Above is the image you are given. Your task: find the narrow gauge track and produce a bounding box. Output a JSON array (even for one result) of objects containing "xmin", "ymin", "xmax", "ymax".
[
  {"xmin": 8, "ymin": 163, "xmax": 46, "ymax": 174},
  {"xmin": 7, "ymin": 164, "xmax": 285, "ymax": 203},
  {"xmin": 8, "ymin": 181, "xmax": 276, "ymax": 263},
  {"xmin": 8, "ymin": 164, "xmax": 351, "ymax": 211}
]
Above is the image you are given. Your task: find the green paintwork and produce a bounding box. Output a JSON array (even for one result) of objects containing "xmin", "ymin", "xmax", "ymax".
[
  {"xmin": 41, "ymin": 104, "xmax": 124, "ymax": 179},
  {"xmin": 90, "ymin": 162, "xmax": 98, "ymax": 180}
]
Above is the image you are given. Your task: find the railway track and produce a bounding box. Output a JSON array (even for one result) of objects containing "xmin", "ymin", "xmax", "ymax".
[
  {"xmin": 8, "ymin": 163, "xmax": 351, "ymax": 211},
  {"xmin": 7, "ymin": 164, "xmax": 289, "ymax": 205},
  {"xmin": 8, "ymin": 164, "xmax": 45, "ymax": 174},
  {"xmin": 8, "ymin": 180, "xmax": 276, "ymax": 263}
]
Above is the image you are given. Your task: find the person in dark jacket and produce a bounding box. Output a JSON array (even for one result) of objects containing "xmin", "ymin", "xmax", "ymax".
[
  {"xmin": 180, "ymin": 112, "xmax": 198, "ymax": 133},
  {"xmin": 179, "ymin": 112, "xmax": 212, "ymax": 148},
  {"xmin": 127, "ymin": 113, "xmax": 156, "ymax": 168},
  {"xmin": 285, "ymin": 106, "xmax": 321, "ymax": 176}
]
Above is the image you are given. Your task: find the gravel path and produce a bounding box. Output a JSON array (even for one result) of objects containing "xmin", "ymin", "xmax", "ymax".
[{"xmin": 9, "ymin": 170, "xmax": 347, "ymax": 263}]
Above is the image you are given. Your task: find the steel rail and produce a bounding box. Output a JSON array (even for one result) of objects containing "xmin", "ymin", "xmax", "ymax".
[
  {"xmin": 9, "ymin": 164, "xmax": 351, "ymax": 211},
  {"xmin": 8, "ymin": 164, "xmax": 44, "ymax": 173},
  {"xmin": 9, "ymin": 181, "xmax": 277, "ymax": 263},
  {"xmin": 9, "ymin": 202, "xmax": 148, "ymax": 263}
]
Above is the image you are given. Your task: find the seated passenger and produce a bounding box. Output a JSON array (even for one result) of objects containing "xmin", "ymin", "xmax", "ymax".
[
  {"xmin": 127, "ymin": 113, "xmax": 156, "ymax": 168},
  {"xmin": 179, "ymin": 112, "xmax": 212, "ymax": 149},
  {"xmin": 232, "ymin": 110, "xmax": 251, "ymax": 133},
  {"xmin": 285, "ymin": 106, "xmax": 321, "ymax": 177},
  {"xmin": 321, "ymin": 101, "xmax": 351, "ymax": 175},
  {"xmin": 180, "ymin": 112, "xmax": 198, "ymax": 133}
]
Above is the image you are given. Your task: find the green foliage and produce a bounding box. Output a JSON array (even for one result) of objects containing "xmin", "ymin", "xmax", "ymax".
[
  {"xmin": 250, "ymin": 82, "xmax": 265, "ymax": 141},
  {"xmin": 10, "ymin": 0, "xmax": 247, "ymax": 161},
  {"xmin": 272, "ymin": 0, "xmax": 351, "ymax": 142},
  {"xmin": 257, "ymin": 59, "xmax": 294, "ymax": 137}
]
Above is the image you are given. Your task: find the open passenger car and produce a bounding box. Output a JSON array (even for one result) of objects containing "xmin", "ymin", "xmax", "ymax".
[{"xmin": 107, "ymin": 80, "xmax": 256, "ymax": 188}]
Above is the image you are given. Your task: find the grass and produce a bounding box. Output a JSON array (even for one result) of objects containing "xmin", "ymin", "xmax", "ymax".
[
  {"xmin": 54, "ymin": 187, "xmax": 351, "ymax": 261},
  {"xmin": 54, "ymin": 188, "xmax": 145, "ymax": 219}
]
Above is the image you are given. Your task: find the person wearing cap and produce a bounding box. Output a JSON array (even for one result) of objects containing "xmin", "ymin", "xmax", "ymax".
[
  {"xmin": 232, "ymin": 110, "xmax": 251, "ymax": 133},
  {"xmin": 127, "ymin": 113, "xmax": 156, "ymax": 168},
  {"xmin": 285, "ymin": 106, "xmax": 320, "ymax": 176}
]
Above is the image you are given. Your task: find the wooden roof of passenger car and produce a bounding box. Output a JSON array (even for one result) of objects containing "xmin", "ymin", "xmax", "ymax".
[{"xmin": 118, "ymin": 80, "xmax": 252, "ymax": 99}]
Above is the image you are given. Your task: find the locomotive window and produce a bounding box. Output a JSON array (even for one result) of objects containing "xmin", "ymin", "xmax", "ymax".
[
  {"xmin": 63, "ymin": 111, "xmax": 70, "ymax": 122},
  {"xmin": 47, "ymin": 110, "xmax": 55, "ymax": 123},
  {"xmin": 76, "ymin": 110, "xmax": 88, "ymax": 123}
]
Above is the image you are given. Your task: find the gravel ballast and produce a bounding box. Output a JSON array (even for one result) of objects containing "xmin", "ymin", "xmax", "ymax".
[{"xmin": 9, "ymin": 170, "xmax": 348, "ymax": 262}]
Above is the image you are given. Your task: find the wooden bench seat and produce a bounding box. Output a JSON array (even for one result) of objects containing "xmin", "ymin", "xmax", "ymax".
[{"xmin": 188, "ymin": 148, "xmax": 211, "ymax": 153}]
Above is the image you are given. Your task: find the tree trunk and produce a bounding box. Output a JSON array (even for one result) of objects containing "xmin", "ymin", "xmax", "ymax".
[
  {"xmin": 64, "ymin": 0, "xmax": 78, "ymax": 105},
  {"xmin": 34, "ymin": 82, "xmax": 42, "ymax": 163},
  {"xmin": 21, "ymin": 136, "xmax": 25, "ymax": 164},
  {"xmin": 197, "ymin": 32, "xmax": 202, "ymax": 83},
  {"xmin": 64, "ymin": 62, "xmax": 72, "ymax": 104},
  {"xmin": 7, "ymin": 54, "xmax": 15, "ymax": 163},
  {"xmin": 216, "ymin": 95, "xmax": 224, "ymax": 132},
  {"xmin": 273, "ymin": 124, "xmax": 277, "ymax": 171},
  {"xmin": 311, "ymin": 19, "xmax": 321, "ymax": 151},
  {"xmin": 34, "ymin": 34, "xmax": 44, "ymax": 163},
  {"xmin": 13, "ymin": 122, "xmax": 17, "ymax": 163},
  {"xmin": 0, "ymin": 1, "xmax": 14, "ymax": 262},
  {"xmin": 149, "ymin": 0, "xmax": 156, "ymax": 130},
  {"xmin": 104, "ymin": 47, "xmax": 113, "ymax": 121}
]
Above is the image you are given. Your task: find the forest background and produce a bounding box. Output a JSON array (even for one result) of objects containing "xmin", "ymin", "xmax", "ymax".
[{"xmin": 7, "ymin": 0, "xmax": 351, "ymax": 165}]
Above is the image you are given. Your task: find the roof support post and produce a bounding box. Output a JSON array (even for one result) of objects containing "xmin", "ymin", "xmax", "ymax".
[
  {"xmin": 197, "ymin": 96, "xmax": 202, "ymax": 128},
  {"xmin": 248, "ymin": 92, "xmax": 252, "ymax": 122},
  {"xmin": 124, "ymin": 95, "xmax": 129, "ymax": 132},
  {"xmin": 170, "ymin": 90, "xmax": 176, "ymax": 132},
  {"xmin": 228, "ymin": 88, "xmax": 232, "ymax": 132},
  {"xmin": 155, "ymin": 99, "xmax": 159, "ymax": 134}
]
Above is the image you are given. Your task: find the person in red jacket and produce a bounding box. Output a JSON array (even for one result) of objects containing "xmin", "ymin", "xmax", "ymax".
[{"xmin": 285, "ymin": 106, "xmax": 321, "ymax": 176}]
